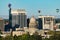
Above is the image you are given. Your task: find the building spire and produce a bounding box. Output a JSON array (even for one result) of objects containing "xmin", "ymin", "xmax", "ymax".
[{"xmin": 8, "ymin": 3, "xmax": 11, "ymax": 8}]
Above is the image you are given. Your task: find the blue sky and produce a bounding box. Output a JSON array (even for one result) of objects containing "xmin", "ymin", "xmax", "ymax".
[{"xmin": 0, "ymin": 0, "xmax": 60, "ymax": 18}]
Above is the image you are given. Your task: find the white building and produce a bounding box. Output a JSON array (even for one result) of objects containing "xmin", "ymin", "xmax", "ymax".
[
  {"xmin": 56, "ymin": 23, "xmax": 60, "ymax": 31},
  {"xmin": 38, "ymin": 15, "xmax": 55, "ymax": 30}
]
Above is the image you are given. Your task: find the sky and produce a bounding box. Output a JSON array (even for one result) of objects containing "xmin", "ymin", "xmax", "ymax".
[{"xmin": 0, "ymin": 0, "xmax": 60, "ymax": 19}]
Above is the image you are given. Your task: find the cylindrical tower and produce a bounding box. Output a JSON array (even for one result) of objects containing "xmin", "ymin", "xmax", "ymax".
[{"xmin": 8, "ymin": 3, "xmax": 12, "ymax": 28}]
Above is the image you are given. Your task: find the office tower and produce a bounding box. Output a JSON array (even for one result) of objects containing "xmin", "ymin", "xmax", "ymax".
[
  {"xmin": 8, "ymin": 4, "xmax": 12, "ymax": 28},
  {"xmin": 5, "ymin": 3, "xmax": 12, "ymax": 31},
  {"xmin": 0, "ymin": 18, "xmax": 4, "ymax": 31},
  {"xmin": 38, "ymin": 16, "xmax": 55, "ymax": 30},
  {"xmin": 11, "ymin": 9, "xmax": 27, "ymax": 28}
]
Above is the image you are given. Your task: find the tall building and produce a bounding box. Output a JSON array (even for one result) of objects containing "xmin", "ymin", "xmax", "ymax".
[
  {"xmin": 11, "ymin": 9, "xmax": 27, "ymax": 28},
  {"xmin": 8, "ymin": 4, "xmax": 12, "ymax": 29},
  {"xmin": 38, "ymin": 16, "xmax": 55, "ymax": 30}
]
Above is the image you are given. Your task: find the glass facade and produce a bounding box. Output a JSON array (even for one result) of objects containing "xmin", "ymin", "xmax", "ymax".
[
  {"xmin": 18, "ymin": 13, "xmax": 27, "ymax": 28},
  {"xmin": 12, "ymin": 12, "xmax": 27, "ymax": 28}
]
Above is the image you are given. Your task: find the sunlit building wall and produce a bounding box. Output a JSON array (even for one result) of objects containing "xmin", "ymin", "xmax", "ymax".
[
  {"xmin": 11, "ymin": 9, "xmax": 27, "ymax": 28},
  {"xmin": 38, "ymin": 16, "xmax": 55, "ymax": 30},
  {"xmin": 0, "ymin": 18, "xmax": 4, "ymax": 31}
]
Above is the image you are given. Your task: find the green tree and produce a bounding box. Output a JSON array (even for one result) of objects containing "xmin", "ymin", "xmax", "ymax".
[
  {"xmin": 32, "ymin": 31, "xmax": 42, "ymax": 40},
  {"xmin": 13, "ymin": 35, "xmax": 18, "ymax": 40},
  {"xmin": 0, "ymin": 36, "xmax": 3, "ymax": 40},
  {"xmin": 55, "ymin": 34, "xmax": 60, "ymax": 40},
  {"xmin": 21, "ymin": 34, "xmax": 30, "ymax": 40},
  {"xmin": 0, "ymin": 30, "xmax": 2, "ymax": 34},
  {"xmin": 18, "ymin": 35, "xmax": 22, "ymax": 40},
  {"xmin": 4, "ymin": 36, "xmax": 12, "ymax": 40}
]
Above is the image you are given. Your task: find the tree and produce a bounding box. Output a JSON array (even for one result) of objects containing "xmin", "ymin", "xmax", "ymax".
[
  {"xmin": 4, "ymin": 36, "xmax": 12, "ymax": 40},
  {"xmin": 13, "ymin": 35, "xmax": 18, "ymax": 40},
  {"xmin": 17, "ymin": 35, "xmax": 22, "ymax": 40},
  {"xmin": 21, "ymin": 34, "xmax": 30, "ymax": 40},
  {"xmin": 0, "ymin": 36, "xmax": 3, "ymax": 40},
  {"xmin": 0, "ymin": 30, "xmax": 2, "ymax": 34}
]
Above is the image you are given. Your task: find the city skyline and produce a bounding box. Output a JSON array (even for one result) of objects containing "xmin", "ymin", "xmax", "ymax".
[{"xmin": 0, "ymin": 0, "xmax": 60, "ymax": 19}]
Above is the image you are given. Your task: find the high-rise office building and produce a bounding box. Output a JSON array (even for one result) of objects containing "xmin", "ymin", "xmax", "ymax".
[
  {"xmin": 8, "ymin": 4, "xmax": 12, "ymax": 29},
  {"xmin": 11, "ymin": 9, "xmax": 27, "ymax": 28}
]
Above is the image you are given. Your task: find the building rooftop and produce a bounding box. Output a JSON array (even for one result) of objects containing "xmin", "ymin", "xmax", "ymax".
[{"xmin": 11, "ymin": 9, "xmax": 26, "ymax": 15}]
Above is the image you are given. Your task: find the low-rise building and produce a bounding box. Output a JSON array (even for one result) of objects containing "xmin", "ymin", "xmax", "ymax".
[{"xmin": 0, "ymin": 18, "xmax": 4, "ymax": 31}]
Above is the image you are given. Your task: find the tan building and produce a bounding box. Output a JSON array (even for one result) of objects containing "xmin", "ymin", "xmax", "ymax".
[
  {"xmin": 29, "ymin": 16, "xmax": 38, "ymax": 35},
  {"xmin": 29, "ymin": 16, "xmax": 37, "ymax": 28},
  {"xmin": 13, "ymin": 31, "xmax": 26, "ymax": 36},
  {"xmin": 0, "ymin": 18, "xmax": 4, "ymax": 31},
  {"xmin": 12, "ymin": 28, "xmax": 27, "ymax": 36}
]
